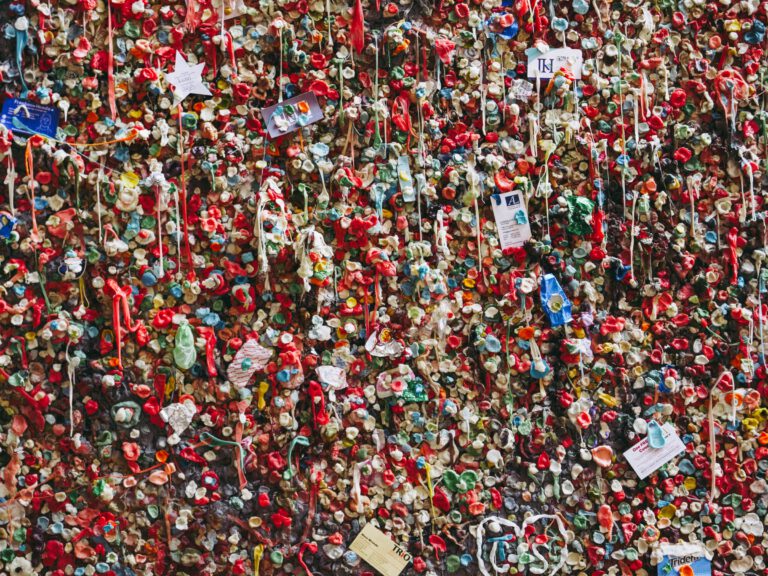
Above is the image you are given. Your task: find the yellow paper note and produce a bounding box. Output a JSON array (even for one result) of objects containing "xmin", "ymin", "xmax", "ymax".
[{"xmin": 120, "ymin": 171, "xmax": 140, "ymax": 187}]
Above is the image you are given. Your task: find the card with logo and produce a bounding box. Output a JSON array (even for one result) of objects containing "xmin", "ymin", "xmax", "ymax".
[
  {"xmin": 491, "ymin": 191, "xmax": 532, "ymax": 250},
  {"xmin": 1, "ymin": 98, "xmax": 60, "ymax": 138},
  {"xmin": 526, "ymin": 47, "xmax": 583, "ymax": 80},
  {"xmin": 657, "ymin": 543, "xmax": 712, "ymax": 576}
]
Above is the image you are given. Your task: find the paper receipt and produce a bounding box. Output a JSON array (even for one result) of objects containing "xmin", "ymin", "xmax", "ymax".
[
  {"xmin": 624, "ymin": 423, "xmax": 686, "ymax": 480},
  {"xmin": 350, "ymin": 523, "xmax": 412, "ymax": 576}
]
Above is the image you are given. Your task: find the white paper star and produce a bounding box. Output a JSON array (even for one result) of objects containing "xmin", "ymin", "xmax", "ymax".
[{"xmin": 166, "ymin": 51, "xmax": 212, "ymax": 104}]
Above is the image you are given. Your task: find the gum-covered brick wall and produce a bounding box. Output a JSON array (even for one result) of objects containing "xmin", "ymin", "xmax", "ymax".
[{"xmin": 0, "ymin": 0, "xmax": 766, "ymax": 574}]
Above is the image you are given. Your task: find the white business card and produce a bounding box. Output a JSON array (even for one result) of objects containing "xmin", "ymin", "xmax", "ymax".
[
  {"xmin": 624, "ymin": 423, "xmax": 686, "ymax": 480},
  {"xmin": 527, "ymin": 47, "xmax": 583, "ymax": 80},
  {"xmin": 350, "ymin": 523, "xmax": 412, "ymax": 576},
  {"xmin": 491, "ymin": 191, "xmax": 532, "ymax": 250}
]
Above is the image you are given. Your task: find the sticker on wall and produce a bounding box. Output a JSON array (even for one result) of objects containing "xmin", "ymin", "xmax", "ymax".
[
  {"xmin": 398, "ymin": 156, "xmax": 415, "ymax": 202},
  {"xmin": 261, "ymin": 92, "xmax": 324, "ymax": 138},
  {"xmin": 657, "ymin": 543, "xmax": 712, "ymax": 576}
]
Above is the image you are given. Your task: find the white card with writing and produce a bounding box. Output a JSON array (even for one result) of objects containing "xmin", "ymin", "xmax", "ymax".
[
  {"xmin": 527, "ymin": 47, "xmax": 583, "ymax": 80},
  {"xmin": 350, "ymin": 523, "xmax": 412, "ymax": 576},
  {"xmin": 624, "ymin": 423, "xmax": 686, "ymax": 480},
  {"xmin": 491, "ymin": 191, "xmax": 532, "ymax": 250},
  {"xmin": 166, "ymin": 51, "xmax": 212, "ymax": 104}
]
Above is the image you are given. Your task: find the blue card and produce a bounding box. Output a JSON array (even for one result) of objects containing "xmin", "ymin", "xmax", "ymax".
[
  {"xmin": 0, "ymin": 213, "xmax": 16, "ymax": 239},
  {"xmin": 540, "ymin": 274, "xmax": 573, "ymax": 327},
  {"xmin": 0, "ymin": 98, "xmax": 60, "ymax": 138}
]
